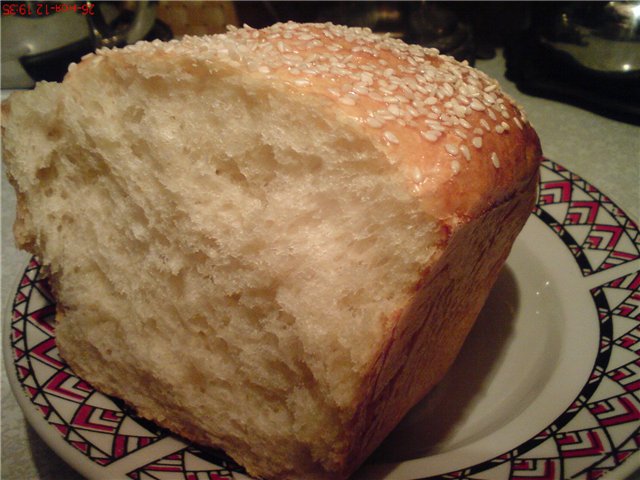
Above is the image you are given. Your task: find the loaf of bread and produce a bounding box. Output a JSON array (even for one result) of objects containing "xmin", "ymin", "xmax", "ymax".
[{"xmin": 2, "ymin": 22, "xmax": 541, "ymax": 480}]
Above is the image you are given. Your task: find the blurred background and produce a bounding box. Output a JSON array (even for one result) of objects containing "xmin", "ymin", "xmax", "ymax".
[{"xmin": 2, "ymin": 1, "xmax": 639, "ymax": 122}]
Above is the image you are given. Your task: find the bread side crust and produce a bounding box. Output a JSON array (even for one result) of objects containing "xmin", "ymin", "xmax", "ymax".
[{"xmin": 339, "ymin": 172, "xmax": 540, "ymax": 478}]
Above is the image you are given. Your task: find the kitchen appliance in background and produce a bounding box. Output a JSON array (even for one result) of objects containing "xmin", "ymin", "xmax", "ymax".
[
  {"xmin": 505, "ymin": 1, "xmax": 640, "ymax": 125},
  {"xmin": 1, "ymin": 1, "xmax": 170, "ymax": 88}
]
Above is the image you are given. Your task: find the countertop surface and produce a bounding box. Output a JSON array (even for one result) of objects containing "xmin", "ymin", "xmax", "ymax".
[{"xmin": 1, "ymin": 53, "xmax": 639, "ymax": 480}]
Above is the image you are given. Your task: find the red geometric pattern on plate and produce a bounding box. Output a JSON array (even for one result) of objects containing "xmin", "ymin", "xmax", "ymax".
[
  {"xmin": 588, "ymin": 394, "xmax": 640, "ymax": 427},
  {"xmin": 536, "ymin": 159, "xmax": 640, "ymax": 276},
  {"xmin": 616, "ymin": 332, "xmax": 640, "ymax": 353},
  {"xmin": 555, "ymin": 429, "xmax": 608, "ymax": 458},
  {"xmin": 535, "ymin": 271, "xmax": 640, "ymax": 478},
  {"xmin": 126, "ymin": 447, "xmax": 245, "ymax": 480},
  {"xmin": 510, "ymin": 458, "xmax": 559, "ymax": 479},
  {"xmin": 9, "ymin": 258, "xmax": 165, "ymax": 466},
  {"xmin": 614, "ymin": 292, "xmax": 640, "ymax": 319},
  {"xmin": 70, "ymin": 404, "xmax": 124, "ymax": 433},
  {"xmin": 458, "ymin": 269, "xmax": 640, "ymax": 480},
  {"xmin": 607, "ymin": 359, "xmax": 640, "ymax": 392},
  {"xmin": 30, "ymin": 337, "xmax": 64, "ymax": 369},
  {"xmin": 43, "ymin": 370, "xmax": 93, "ymax": 401},
  {"xmin": 437, "ymin": 472, "xmax": 486, "ymax": 480},
  {"xmin": 579, "ymin": 430, "xmax": 640, "ymax": 480}
]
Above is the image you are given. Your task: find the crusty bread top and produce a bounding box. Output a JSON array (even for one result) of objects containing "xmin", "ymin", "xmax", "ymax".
[{"xmin": 68, "ymin": 22, "xmax": 541, "ymax": 221}]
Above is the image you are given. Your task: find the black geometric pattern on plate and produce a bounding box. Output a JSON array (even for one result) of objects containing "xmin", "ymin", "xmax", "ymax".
[
  {"xmin": 126, "ymin": 446, "xmax": 248, "ymax": 480},
  {"xmin": 535, "ymin": 159, "xmax": 640, "ymax": 277}
]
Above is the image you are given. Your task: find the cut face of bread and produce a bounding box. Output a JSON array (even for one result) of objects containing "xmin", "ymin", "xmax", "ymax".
[{"xmin": 2, "ymin": 22, "xmax": 542, "ymax": 480}]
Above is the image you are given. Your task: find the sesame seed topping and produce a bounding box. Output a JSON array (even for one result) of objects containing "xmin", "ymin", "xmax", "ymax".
[
  {"xmin": 339, "ymin": 95, "xmax": 356, "ymax": 106},
  {"xmin": 367, "ymin": 117, "xmax": 383, "ymax": 128},
  {"xmin": 384, "ymin": 131, "xmax": 400, "ymax": 144},
  {"xmin": 445, "ymin": 143, "xmax": 459, "ymax": 156},
  {"xmin": 424, "ymin": 119, "xmax": 443, "ymax": 129},
  {"xmin": 480, "ymin": 119, "xmax": 491, "ymax": 131},
  {"xmin": 388, "ymin": 104, "xmax": 402, "ymax": 116},
  {"xmin": 514, "ymin": 117, "xmax": 523, "ymax": 129},
  {"xmin": 470, "ymin": 100, "xmax": 486, "ymax": 111},
  {"xmin": 454, "ymin": 129, "xmax": 467, "ymax": 139},
  {"xmin": 472, "ymin": 137, "xmax": 483, "ymax": 148},
  {"xmin": 353, "ymin": 84, "xmax": 369, "ymax": 95},
  {"xmin": 258, "ymin": 65, "xmax": 270, "ymax": 74},
  {"xmin": 453, "ymin": 104, "xmax": 467, "ymax": 116},
  {"xmin": 451, "ymin": 159, "xmax": 461, "ymax": 174},
  {"xmin": 412, "ymin": 166, "xmax": 424, "ymax": 183},
  {"xmin": 483, "ymin": 92, "xmax": 496, "ymax": 105},
  {"xmin": 495, "ymin": 125, "xmax": 505, "ymax": 134},
  {"xmin": 491, "ymin": 152, "xmax": 500, "ymax": 168},
  {"xmin": 460, "ymin": 144, "xmax": 471, "ymax": 161},
  {"xmin": 420, "ymin": 130, "xmax": 439, "ymax": 142}
]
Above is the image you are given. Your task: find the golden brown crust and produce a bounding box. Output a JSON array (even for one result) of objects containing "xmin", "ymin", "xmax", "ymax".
[{"xmin": 340, "ymin": 173, "xmax": 539, "ymax": 477}]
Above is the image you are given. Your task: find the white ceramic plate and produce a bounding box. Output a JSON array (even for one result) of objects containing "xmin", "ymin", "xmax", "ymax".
[{"xmin": 4, "ymin": 159, "xmax": 640, "ymax": 480}]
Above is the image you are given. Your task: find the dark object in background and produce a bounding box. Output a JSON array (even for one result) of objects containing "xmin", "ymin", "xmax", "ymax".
[
  {"xmin": 315, "ymin": 2, "xmax": 476, "ymax": 65},
  {"xmin": 505, "ymin": 2, "xmax": 640, "ymax": 125},
  {"xmin": 408, "ymin": 3, "xmax": 475, "ymax": 63},
  {"xmin": 235, "ymin": 1, "xmax": 476, "ymax": 65},
  {"xmin": 235, "ymin": 2, "xmax": 533, "ymax": 66},
  {"xmin": 1, "ymin": 1, "xmax": 171, "ymax": 88}
]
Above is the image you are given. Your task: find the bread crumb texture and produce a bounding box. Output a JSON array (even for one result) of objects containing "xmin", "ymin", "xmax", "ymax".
[{"xmin": 1, "ymin": 22, "xmax": 541, "ymax": 480}]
